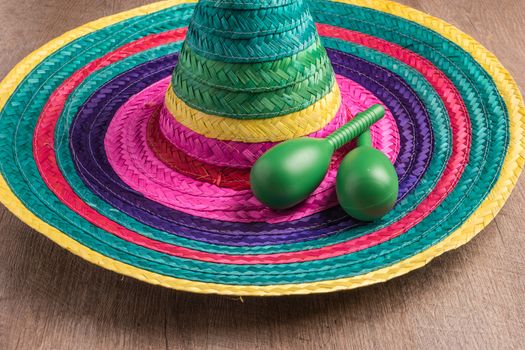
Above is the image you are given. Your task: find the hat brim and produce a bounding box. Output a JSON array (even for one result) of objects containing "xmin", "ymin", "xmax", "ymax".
[{"xmin": 0, "ymin": 0, "xmax": 523, "ymax": 296}]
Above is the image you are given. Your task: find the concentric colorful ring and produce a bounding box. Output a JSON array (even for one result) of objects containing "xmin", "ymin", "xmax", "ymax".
[
  {"xmin": 164, "ymin": 79, "xmax": 342, "ymax": 142},
  {"xmin": 159, "ymin": 74, "xmax": 400, "ymax": 169},
  {"xmin": 63, "ymin": 42, "xmax": 436, "ymax": 243},
  {"xmin": 110, "ymin": 75, "xmax": 399, "ymax": 192},
  {"xmin": 0, "ymin": 0, "xmax": 523, "ymax": 295}
]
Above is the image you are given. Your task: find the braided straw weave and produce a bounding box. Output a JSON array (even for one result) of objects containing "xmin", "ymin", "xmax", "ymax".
[
  {"xmin": 171, "ymin": 41, "xmax": 335, "ymax": 119},
  {"xmin": 185, "ymin": 0, "xmax": 317, "ymax": 62},
  {"xmin": 160, "ymin": 74, "xmax": 399, "ymax": 168},
  {"xmin": 164, "ymin": 82, "xmax": 342, "ymax": 142},
  {"xmin": 0, "ymin": 0, "xmax": 522, "ymax": 296},
  {"xmin": 104, "ymin": 74, "xmax": 398, "ymax": 213},
  {"xmin": 191, "ymin": 1, "xmax": 310, "ymax": 39},
  {"xmin": 174, "ymin": 40, "xmax": 329, "ymax": 92},
  {"xmin": 171, "ymin": 63, "xmax": 334, "ymax": 118},
  {"xmin": 166, "ymin": 0, "xmax": 340, "ymax": 140},
  {"xmin": 60, "ymin": 38, "xmax": 436, "ymax": 237}
]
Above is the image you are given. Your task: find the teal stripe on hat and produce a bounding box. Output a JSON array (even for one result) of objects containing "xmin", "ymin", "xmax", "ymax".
[
  {"xmin": 185, "ymin": 0, "xmax": 319, "ymax": 62},
  {"xmin": 192, "ymin": 0, "xmax": 311, "ymax": 39},
  {"xmin": 197, "ymin": 0, "xmax": 298, "ymax": 12}
]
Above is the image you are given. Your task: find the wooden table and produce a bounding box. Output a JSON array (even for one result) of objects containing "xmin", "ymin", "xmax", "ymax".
[{"xmin": 0, "ymin": 1, "xmax": 524, "ymax": 349}]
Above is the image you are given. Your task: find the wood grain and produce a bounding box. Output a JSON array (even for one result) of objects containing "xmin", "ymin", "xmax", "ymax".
[{"xmin": 0, "ymin": 1, "xmax": 524, "ymax": 349}]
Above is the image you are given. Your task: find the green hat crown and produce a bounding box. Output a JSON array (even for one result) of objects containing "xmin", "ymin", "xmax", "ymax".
[{"xmin": 169, "ymin": 0, "xmax": 338, "ymax": 120}]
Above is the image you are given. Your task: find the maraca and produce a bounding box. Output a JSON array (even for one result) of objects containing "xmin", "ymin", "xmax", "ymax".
[
  {"xmin": 336, "ymin": 129, "xmax": 399, "ymax": 221},
  {"xmin": 250, "ymin": 104, "xmax": 387, "ymax": 210}
]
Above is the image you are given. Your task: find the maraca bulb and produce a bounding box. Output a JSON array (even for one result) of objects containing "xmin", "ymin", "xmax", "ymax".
[
  {"xmin": 250, "ymin": 138, "xmax": 333, "ymax": 209},
  {"xmin": 336, "ymin": 146, "xmax": 399, "ymax": 221},
  {"xmin": 250, "ymin": 104, "xmax": 386, "ymax": 210}
]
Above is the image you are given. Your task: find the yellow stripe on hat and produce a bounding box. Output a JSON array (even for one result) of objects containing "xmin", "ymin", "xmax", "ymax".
[{"xmin": 164, "ymin": 83, "xmax": 341, "ymax": 142}]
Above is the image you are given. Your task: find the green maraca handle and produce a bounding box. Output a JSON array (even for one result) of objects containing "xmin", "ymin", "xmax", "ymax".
[
  {"xmin": 326, "ymin": 104, "xmax": 384, "ymax": 150},
  {"xmin": 356, "ymin": 129, "xmax": 373, "ymax": 147}
]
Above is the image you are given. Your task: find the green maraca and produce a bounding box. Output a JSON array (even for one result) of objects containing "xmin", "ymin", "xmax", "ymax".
[
  {"xmin": 250, "ymin": 104, "xmax": 389, "ymax": 210},
  {"xmin": 336, "ymin": 129, "xmax": 399, "ymax": 221}
]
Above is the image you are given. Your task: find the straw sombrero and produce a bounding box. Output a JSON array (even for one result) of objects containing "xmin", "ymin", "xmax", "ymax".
[{"xmin": 0, "ymin": 0, "xmax": 523, "ymax": 296}]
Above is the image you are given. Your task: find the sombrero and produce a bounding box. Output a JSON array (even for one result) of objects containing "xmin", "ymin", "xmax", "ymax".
[{"xmin": 0, "ymin": 0, "xmax": 523, "ymax": 296}]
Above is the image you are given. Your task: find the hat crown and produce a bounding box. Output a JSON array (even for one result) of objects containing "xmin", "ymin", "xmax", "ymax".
[{"xmin": 166, "ymin": 0, "xmax": 339, "ymax": 133}]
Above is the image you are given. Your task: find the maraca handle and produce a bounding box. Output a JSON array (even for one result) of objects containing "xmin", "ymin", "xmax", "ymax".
[
  {"xmin": 326, "ymin": 104, "xmax": 385, "ymax": 150},
  {"xmin": 357, "ymin": 129, "xmax": 372, "ymax": 147}
]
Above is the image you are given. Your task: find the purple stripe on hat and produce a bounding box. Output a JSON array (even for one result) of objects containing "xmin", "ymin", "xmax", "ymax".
[{"xmin": 68, "ymin": 50, "xmax": 432, "ymax": 246}]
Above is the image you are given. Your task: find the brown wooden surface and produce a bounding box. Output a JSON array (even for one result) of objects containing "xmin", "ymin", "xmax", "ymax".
[{"xmin": 0, "ymin": 0, "xmax": 524, "ymax": 349}]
